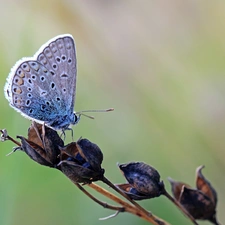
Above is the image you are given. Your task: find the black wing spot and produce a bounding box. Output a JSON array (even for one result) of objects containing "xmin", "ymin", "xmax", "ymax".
[
  {"xmin": 56, "ymin": 57, "xmax": 61, "ymax": 62},
  {"xmin": 28, "ymin": 79, "xmax": 32, "ymax": 84},
  {"xmin": 68, "ymin": 58, "xmax": 72, "ymax": 63},
  {"xmin": 56, "ymin": 97, "xmax": 61, "ymax": 101},
  {"xmin": 22, "ymin": 64, "xmax": 27, "ymax": 69},
  {"xmin": 51, "ymin": 82, "xmax": 55, "ymax": 89},
  {"xmin": 50, "ymin": 71, "xmax": 55, "ymax": 76},
  {"xmin": 53, "ymin": 64, "xmax": 57, "ymax": 69},
  {"xmin": 29, "ymin": 109, "xmax": 33, "ymax": 114},
  {"xmin": 41, "ymin": 104, "xmax": 46, "ymax": 110},
  {"xmin": 27, "ymin": 93, "xmax": 32, "ymax": 98},
  {"xmin": 61, "ymin": 73, "xmax": 68, "ymax": 78},
  {"xmin": 62, "ymin": 55, "xmax": 66, "ymax": 61},
  {"xmin": 41, "ymin": 91, "xmax": 47, "ymax": 96},
  {"xmin": 40, "ymin": 76, "xmax": 45, "ymax": 82},
  {"xmin": 26, "ymin": 99, "xmax": 31, "ymax": 106}
]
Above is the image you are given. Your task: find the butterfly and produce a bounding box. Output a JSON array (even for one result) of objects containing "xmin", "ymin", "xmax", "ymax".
[
  {"xmin": 4, "ymin": 34, "xmax": 80, "ymax": 132},
  {"xmin": 4, "ymin": 34, "xmax": 113, "ymax": 132}
]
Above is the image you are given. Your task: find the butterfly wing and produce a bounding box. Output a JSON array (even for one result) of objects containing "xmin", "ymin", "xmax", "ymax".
[
  {"xmin": 36, "ymin": 34, "xmax": 77, "ymax": 112},
  {"xmin": 4, "ymin": 34, "xmax": 77, "ymax": 129}
]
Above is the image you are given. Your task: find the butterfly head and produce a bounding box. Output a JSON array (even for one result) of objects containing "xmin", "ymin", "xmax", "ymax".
[{"xmin": 72, "ymin": 112, "xmax": 81, "ymax": 125}]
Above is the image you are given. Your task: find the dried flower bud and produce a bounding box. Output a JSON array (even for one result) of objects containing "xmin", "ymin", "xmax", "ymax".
[
  {"xmin": 179, "ymin": 186, "xmax": 216, "ymax": 221},
  {"xmin": 167, "ymin": 178, "xmax": 191, "ymax": 201},
  {"xmin": 168, "ymin": 166, "xmax": 219, "ymax": 224},
  {"xmin": 116, "ymin": 183, "xmax": 153, "ymax": 200},
  {"xmin": 196, "ymin": 166, "xmax": 217, "ymax": 207},
  {"xmin": 76, "ymin": 138, "xmax": 103, "ymax": 172},
  {"xmin": 117, "ymin": 162, "xmax": 164, "ymax": 200},
  {"xmin": 17, "ymin": 122, "xmax": 63, "ymax": 167},
  {"xmin": 58, "ymin": 139, "xmax": 104, "ymax": 183}
]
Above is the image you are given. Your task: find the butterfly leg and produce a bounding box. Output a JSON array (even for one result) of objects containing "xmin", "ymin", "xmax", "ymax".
[
  {"xmin": 60, "ymin": 129, "xmax": 66, "ymax": 141},
  {"xmin": 67, "ymin": 127, "xmax": 74, "ymax": 141}
]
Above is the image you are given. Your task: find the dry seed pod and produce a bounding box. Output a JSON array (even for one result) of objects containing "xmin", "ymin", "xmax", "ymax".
[
  {"xmin": 118, "ymin": 162, "xmax": 164, "ymax": 200},
  {"xmin": 58, "ymin": 139, "xmax": 104, "ymax": 183},
  {"xmin": 17, "ymin": 122, "xmax": 63, "ymax": 167},
  {"xmin": 168, "ymin": 166, "xmax": 219, "ymax": 224}
]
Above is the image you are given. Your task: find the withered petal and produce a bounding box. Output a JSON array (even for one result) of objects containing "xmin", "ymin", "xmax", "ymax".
[
  {"xmin": 17, "ymin": 136, "xmax": 54, "ymax": 167},
  {"xmin": 76, "ymin": 139, "xmax": 103, "ymax": 172},
  {"xmin": 116, "ymin": 183, "xmax": 153, "ymax": 200},
  {"xmin": 168, "ymin": 177, "xmax": 191, "ymax": 201},
  {"xmin": 59, "ymin": 142, "xmax": 78, "ymax": 161},
  {"xmin": 27, "ymin": 123, "xmax": 63, "ymax": 165},
  {"xmin": 27, "ymin": 122, "xmax": 44, "ymax": 147},
  {"xmin": 180, "ymin": 186, "xmax": 216, "ymax": 220},
  {"xmin": 196, "ymin": 165, "xmax": 217, "ymax": 206},
  {"xmin": 58, "ymin": 160, "xmax": 104, "ymax": 183}
]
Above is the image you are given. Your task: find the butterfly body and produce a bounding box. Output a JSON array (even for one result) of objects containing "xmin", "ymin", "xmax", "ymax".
[{"xmin": 4, "ymin": 34, "xmax": 79, "ymax": 130}]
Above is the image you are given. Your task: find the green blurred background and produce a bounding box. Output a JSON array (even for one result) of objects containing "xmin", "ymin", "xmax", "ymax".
[{"xmin": 0, "ymin": 1, "xmax": 224, "ymax": 225}]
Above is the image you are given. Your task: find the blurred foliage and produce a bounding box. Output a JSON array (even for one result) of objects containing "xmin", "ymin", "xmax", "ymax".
[{"xmin": 0, "ymin": 1, "xmax": 225, "ymax": 225}]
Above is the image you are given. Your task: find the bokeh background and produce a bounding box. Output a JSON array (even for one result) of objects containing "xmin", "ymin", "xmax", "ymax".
[{"xmin": 0, "ymin": 1, "xmax": 224, "ymax": 225}]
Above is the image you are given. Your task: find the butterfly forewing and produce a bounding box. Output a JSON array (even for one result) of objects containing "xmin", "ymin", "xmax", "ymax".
[{"xmin": 36, "ymin": 35, "xmax": 77, "ymax": 111}]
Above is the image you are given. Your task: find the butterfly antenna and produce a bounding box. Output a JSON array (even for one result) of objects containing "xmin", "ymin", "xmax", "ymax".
[{"xmin": 76, "ymin": 108, "xmax": 114, "ymax": 120}]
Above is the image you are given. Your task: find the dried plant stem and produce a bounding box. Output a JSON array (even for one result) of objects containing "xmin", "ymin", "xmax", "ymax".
[
  {"xmin": 89, "ymin": 182, "xmax": 171, "ymax": 225},
  {"xmin": 162, "ymin": 190, "xmax": 198, "ymax": 225},
  {"xmin": 0, "ymin": 130, "xmax": 21, "ymax": 146},
  {"xmin": 74, "ymin": 182, "xmax": 124, "ymax": 211}
]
